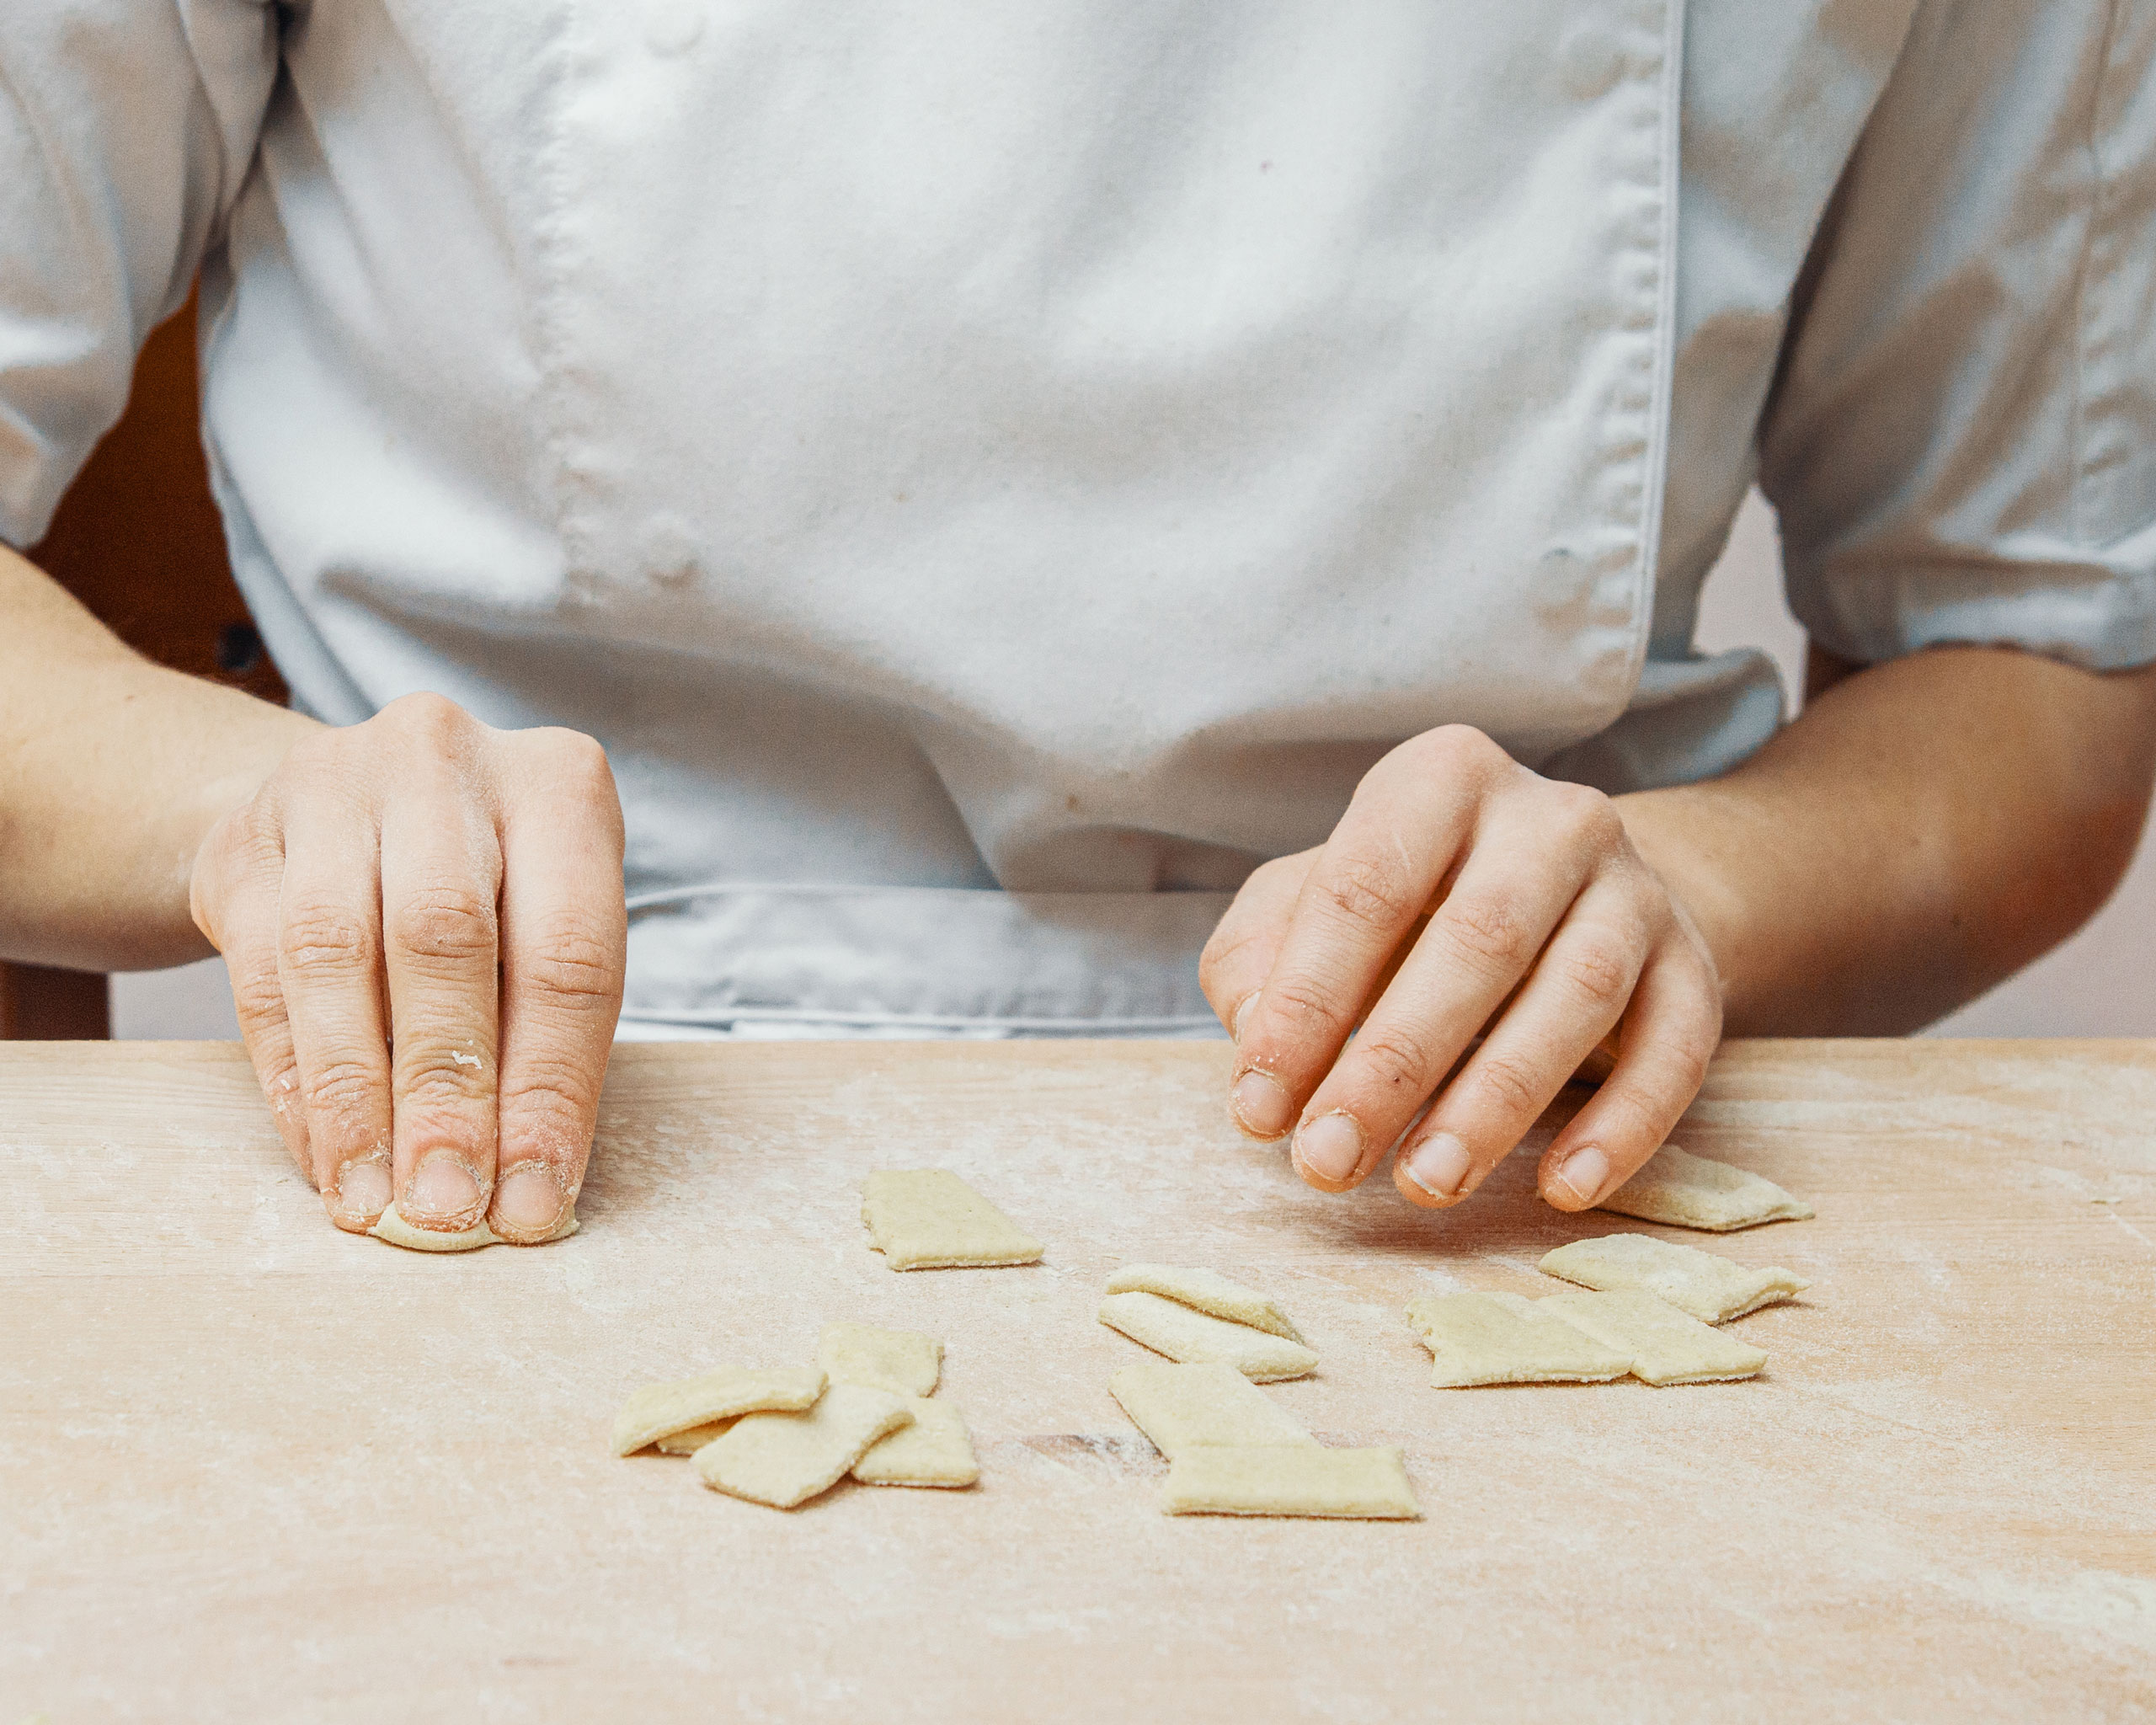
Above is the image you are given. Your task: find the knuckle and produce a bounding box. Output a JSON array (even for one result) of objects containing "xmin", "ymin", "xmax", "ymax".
[
  {"xmin": 502, "ymin": 1055, "xmax": 603, "ymax": 1134},
  {"xmin": 1257, "ymin": 974, "xmax": 1340, "ymax": 1040},
  {"xmin": 302, "ymin": 1058, "xmax": 382, "ymax": 1119},
  {"xmin": 228, "ymin": 964, "xmax": 290, "ymax": 1033},
  {"xmin": 1663, "ymin": 1023, "xmax": 1717, "ymax": 1095},
  {"xmin": 1470, "ymin": 1049, "xmax": 1547, "ymax": 1121},
  {"xmin": 1415, "ymin": 724, "xmax": 1505, "ymax": 777},
  {"xmin": 379, "ymin": 691, "xmax": 471, "ymax": 742},
  {"xmin": 1433, "ymin": 893, "xmax": 1529, "ymax": 969},
  {"xmin": 398, "ymin": 1055, "xmax": 495, "ymax": 1109},
  {"xmin": 1318, "ymin": 853, "xmax": 1421, "ymax": 932},
  {"xmin": 1557, "ymin": 932, "xmax": 1636, "ymax": 1009},
  {"xmin": 517, "ymin": 922, "xmax": 622, "ymax": 1007},
  {"xmin": 389, "ymin": 884, "xmax": 498, "ymax": 965},
  {"xmin": 1351, "ymin": 1023, "xmax": 1441, "ymax": 1094},
  {"xmin": 279, "ymin": 902, "xmax": 376, "ymax": 975},
  {"xmin": 1549, "ymin": 780, "xmax": 1624, "ymax": 846},
  {"xmin": 529, "ymin": 727, "xmax": 615, "ymax": 789}
]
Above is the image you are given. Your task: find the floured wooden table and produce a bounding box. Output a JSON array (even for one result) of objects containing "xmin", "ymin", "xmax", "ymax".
[{"xmin": 3, "ymin": 1039, "xmax": 2153, "ymax": 1720}]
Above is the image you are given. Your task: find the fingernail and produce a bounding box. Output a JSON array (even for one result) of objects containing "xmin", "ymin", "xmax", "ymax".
[
  {"xmin": 494, "ymin": 1162, "xmax": 567, "ymax": 1236},
  {"xmin": 1403, "ymin": 1131, "xmax": 1473, "ymax": 1199},
  {"xmin": 328, "ymin": 1156, "xmax": 391, "ymax": 1222},
  {"xmin": 1230, "ymin": 1069, "xmax": 1294, "ymax": 1140},
  {"xmin": 1231, "ymin": 991, "xmax": 1260, "ymax": 1043},
  {"xmin": 1550, "ymin": 1146, "xmax": 1611, "ymax": 1209},
  {"xmin": 404, "ymin": 1153, "xmax": 485, "ymax": 1226},
  {"xmin": 1293, "ymin": 1111, "xmax": 1364, "ymax": 1184}
]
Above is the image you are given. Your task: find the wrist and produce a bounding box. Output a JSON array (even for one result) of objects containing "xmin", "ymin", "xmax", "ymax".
[{"xmin": 1614, "ymin": 782, "xmax": 1760, "ymax": 1025}]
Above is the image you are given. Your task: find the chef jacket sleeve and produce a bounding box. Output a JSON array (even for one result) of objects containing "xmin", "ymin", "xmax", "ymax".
[
  {"xmin": 1758, "ymin": 0, "xmax": 2156, "ymax": 672},
  {"xmin": 0, "ymin": 0, "xmax": 279, "ymax": 549}
]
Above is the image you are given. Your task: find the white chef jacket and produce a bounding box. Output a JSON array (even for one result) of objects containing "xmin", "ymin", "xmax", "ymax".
[{"xmin": 4, "ymin": 2, "xmax": 2154, "ymax": 1034}]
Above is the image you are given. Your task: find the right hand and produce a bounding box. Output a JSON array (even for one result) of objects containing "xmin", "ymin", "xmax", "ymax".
[{"xmin": 189, "ymin": 693, "xmax": 627, "ymax": 1240}]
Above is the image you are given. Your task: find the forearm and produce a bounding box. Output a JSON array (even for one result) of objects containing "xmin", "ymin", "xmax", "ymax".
[
  {"xmin": 0, "ymin": 544, "xmax": 318, "ymax": 969},
  {"xmin": 1618, "ymin": 644, "xmax": 2156, "ymax": 1036}
]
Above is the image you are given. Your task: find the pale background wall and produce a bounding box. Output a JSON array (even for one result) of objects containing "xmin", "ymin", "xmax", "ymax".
[{"xmin": 109, "ymin": 489, "xmax": 2154, "ymax": 1039}]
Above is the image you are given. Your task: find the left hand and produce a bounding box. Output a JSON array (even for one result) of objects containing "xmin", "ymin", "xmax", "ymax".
[{"xmin": 1199, "ymin": 725, "xmax": 1723, "ymax": 1211}]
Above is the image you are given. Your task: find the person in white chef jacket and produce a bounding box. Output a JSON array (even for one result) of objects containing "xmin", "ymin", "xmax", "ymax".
[{"xmin": 3, "ymin": 3, "xmax": 2154, "ymax": 1243}]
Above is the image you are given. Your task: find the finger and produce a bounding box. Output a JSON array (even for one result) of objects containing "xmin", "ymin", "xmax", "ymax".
[
  {"xmin": 487, "ymin": 729, "xmax": 626, "ymax": 1243},
  {"xmin": 380, "ymin": 752, "xmax": 504, "ymax": 1233},
  {"xmin": 192, "ymin": 805, "xmax": 318, "ymax": 1193},
  {"xmin": 1534, "ymin": 938, "xmax": 1722, "ymax": 1211},
  {"xmin": 1198, "ymin": 851, "xmax": 1315, "ymax": 1042},
  {"xmin": 1285, "ymin": 793, "xmax": 1620, "ymax": 1190},
  {"xmin": 1228, "ymin": 728, "xmax": 1509, "ymax": 1140},
  {"xmin": 1389, "ymin": 878, "xmax": 1652, "ymax": 1206},
  {"xmin": 271, "ymin": 777, "xmax": 397, "ymax": 1231}
]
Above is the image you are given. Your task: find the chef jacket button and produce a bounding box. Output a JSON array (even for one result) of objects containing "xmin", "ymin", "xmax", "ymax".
[
  {"xmin": 1529, "ymin": 546, "xmax": 1594, "ymax": 621},
  {"xmin": 638, "ymin": 512, "xmax": 702, "ymax": 587},
  {"xmin": 1555, "ymin": 21, "xmax": 1625, "ymax": 101},
  {"xmin": 644, "ymin": 0, "xmax": 707, "ymax": 57}
]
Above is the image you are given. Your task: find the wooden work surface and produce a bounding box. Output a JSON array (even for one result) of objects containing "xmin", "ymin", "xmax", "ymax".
[{"xmin": 4, "ymin": 1039, "xmax": 2153, "ymax": 1720}]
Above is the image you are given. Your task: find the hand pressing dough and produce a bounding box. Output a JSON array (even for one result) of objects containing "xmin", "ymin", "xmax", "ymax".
[
  {"xmin": 1098, "ymin": 1290, "xmax": 1318, "ymax": 1381},
  {"xmin": 1538, "ymin": 1289, "xmax": 1768, "ymax": 1385},
  {"xmin": 612, "ymin": 1365, "xmax": 827, "ymax": 1455},
  {"xmin": 817, "ymin": 1322, "xmax": 942, "ymax": 1397},
  {"xmin": 368, "ymin": 1201, "xmax": 579, "ymax": 1252},
  {"xmin": 1404, "ymin": 1290, "xmax": 1632, "ymax": 1387},
  {"xmin": 1596, "ymin": 1145, "xmax": 1815, "ymax": 1231},
  {"xmin": 1163, "ymin": 1447, "xmax": 1420, "ymax": 1519},
  {"xmin": 1109, "ymin": 1361, "xmax": 1318, "ymax": 1458},
  {"xmin": 1539, "ymin": 1232, "xmax": 1809, "ymax": 1322},
  {"xmin": 861, "ymin": 1170, "xmax": 1043, "ymax": 1269},
  {"xmin": 694, "ymin": 1385, "xmax": 913, "ymax": 1509},
  {"xmin": 1104, "ymin": 1265, "xmax": 1306, "ymax": 1342},
  {"xmin": 851, "ymin": 1397, "xmax": 979, "ymax": 1487}
]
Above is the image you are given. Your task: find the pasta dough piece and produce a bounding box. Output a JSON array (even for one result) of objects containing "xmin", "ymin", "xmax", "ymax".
[
  {"xmin": 368, "ymin": 1201, "xmax": 579, "ymax": 1252},
  {"xmin": 611, "ymin": 1365, "xmax": 827, "ymax": 1455},
  {"xmin": 816, "ymin": 1322, "xmax": 942, "ymax": 1396},
  {"xmin": 1163, "ymin": 1447, "xmax": 1419, "ymax": 1519},
  {"xmin": 1098, "ymin": 1290, "xmax": 1319, "ymax": 1381},
  {"xmin": 1596, "ymin": 1145, "xmax": 1815, "ymax": 1232},
  {"xmin": 655, "ymin": 1422, "xmax": 729, "ymax": 1455},
  {"xmin": 851, "ymin": 1397, "xmax": 979, "ymax": 1487},
  {"xmin": 1538, "ymin": 1289, "xmax": 1768, "ymax": 1386},
  {"xmin": 694, "ymin": 1385, "xmax": 913, "ymax": 1509},
  {"xmin": 1109, "ymin": 1360, "xmax": 1318, "ymax": 1458},
  {"xmin": 1103, "ymin": 1265, "xmax": 1305, "ymax": 1343},
  {"xmin": 1404, "ymin": 1290, "xmax": 1632, "ymax": 1387},
  {"xmin": 1539, "ymin": 1232, "xmax": 1809, "ymax": 1322},
  {"xmin": 860, "ymin": 1170, "xmax": 1043, "ymax": 1269}
]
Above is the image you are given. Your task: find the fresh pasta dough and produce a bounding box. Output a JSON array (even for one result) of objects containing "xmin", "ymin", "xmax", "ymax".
[
  {"xmin": 1596, "ymin": 1145, "xmax": 1814, "ymax": 1232},
  {"xmin": 694, "ymin": 1385, "xmax": 913, "ymax": 1509},
  {"xmin": 1162, "ymin": 1447, "xmax": 1420, "ymax": 1519},
  {"xmin": 816, "ymin": 1322, "xmax": 943, "ymax": 1397},
  {"xmin": 851, "ymin": 1397, "xmax": 980, "ymax": 1488},
  {"xmin": 368, "ymin": 1201, "xmax": 579, "ymax": 1252},
  {"xmin": 1536, "ymin": 1289, "xmax": 1769, "ymax": 1386},
  {"xmin": 860, "ymin": 1171, "xmax": 1043, "ymax": 1269},
  {"xmin": 1538, "ymin": 1233, "xmax": 1809, "ymax": 1322},
  {"xmin": 612, "ymin": 1366, "xmax": 827, "ymax": 1455},
  {"xmin": 1103, "ymin": 1266, "xmax": 1305, "ymax": 1342},
  {"xmin": 1097, "ymin": 1290, "xmax": 1319, "ymax": 1381},
  {"xmin": 1109, "ymin": 1360, "xmax": 1319, "ymax": 1458},
  {"xmin": 1404, "ymin": 1290, "xmax": 1632, "ymax": 1387}
]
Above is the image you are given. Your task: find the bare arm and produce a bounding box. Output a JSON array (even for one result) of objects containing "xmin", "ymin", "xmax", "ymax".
[
  {"xmin": 1622, "ymin": 644, "xmax": 2156, "ymax": 1037},
  {"xmin": 0, "ymin": 543, "xmax": 315, "ymax": 969},
  {"xmin": 1, "ymin": 543, "xmax": 627, "ymax": 1244},
  {"xmin": 1207, "ymin": 640, "xmax": 2156, "ymax": 1215}
]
